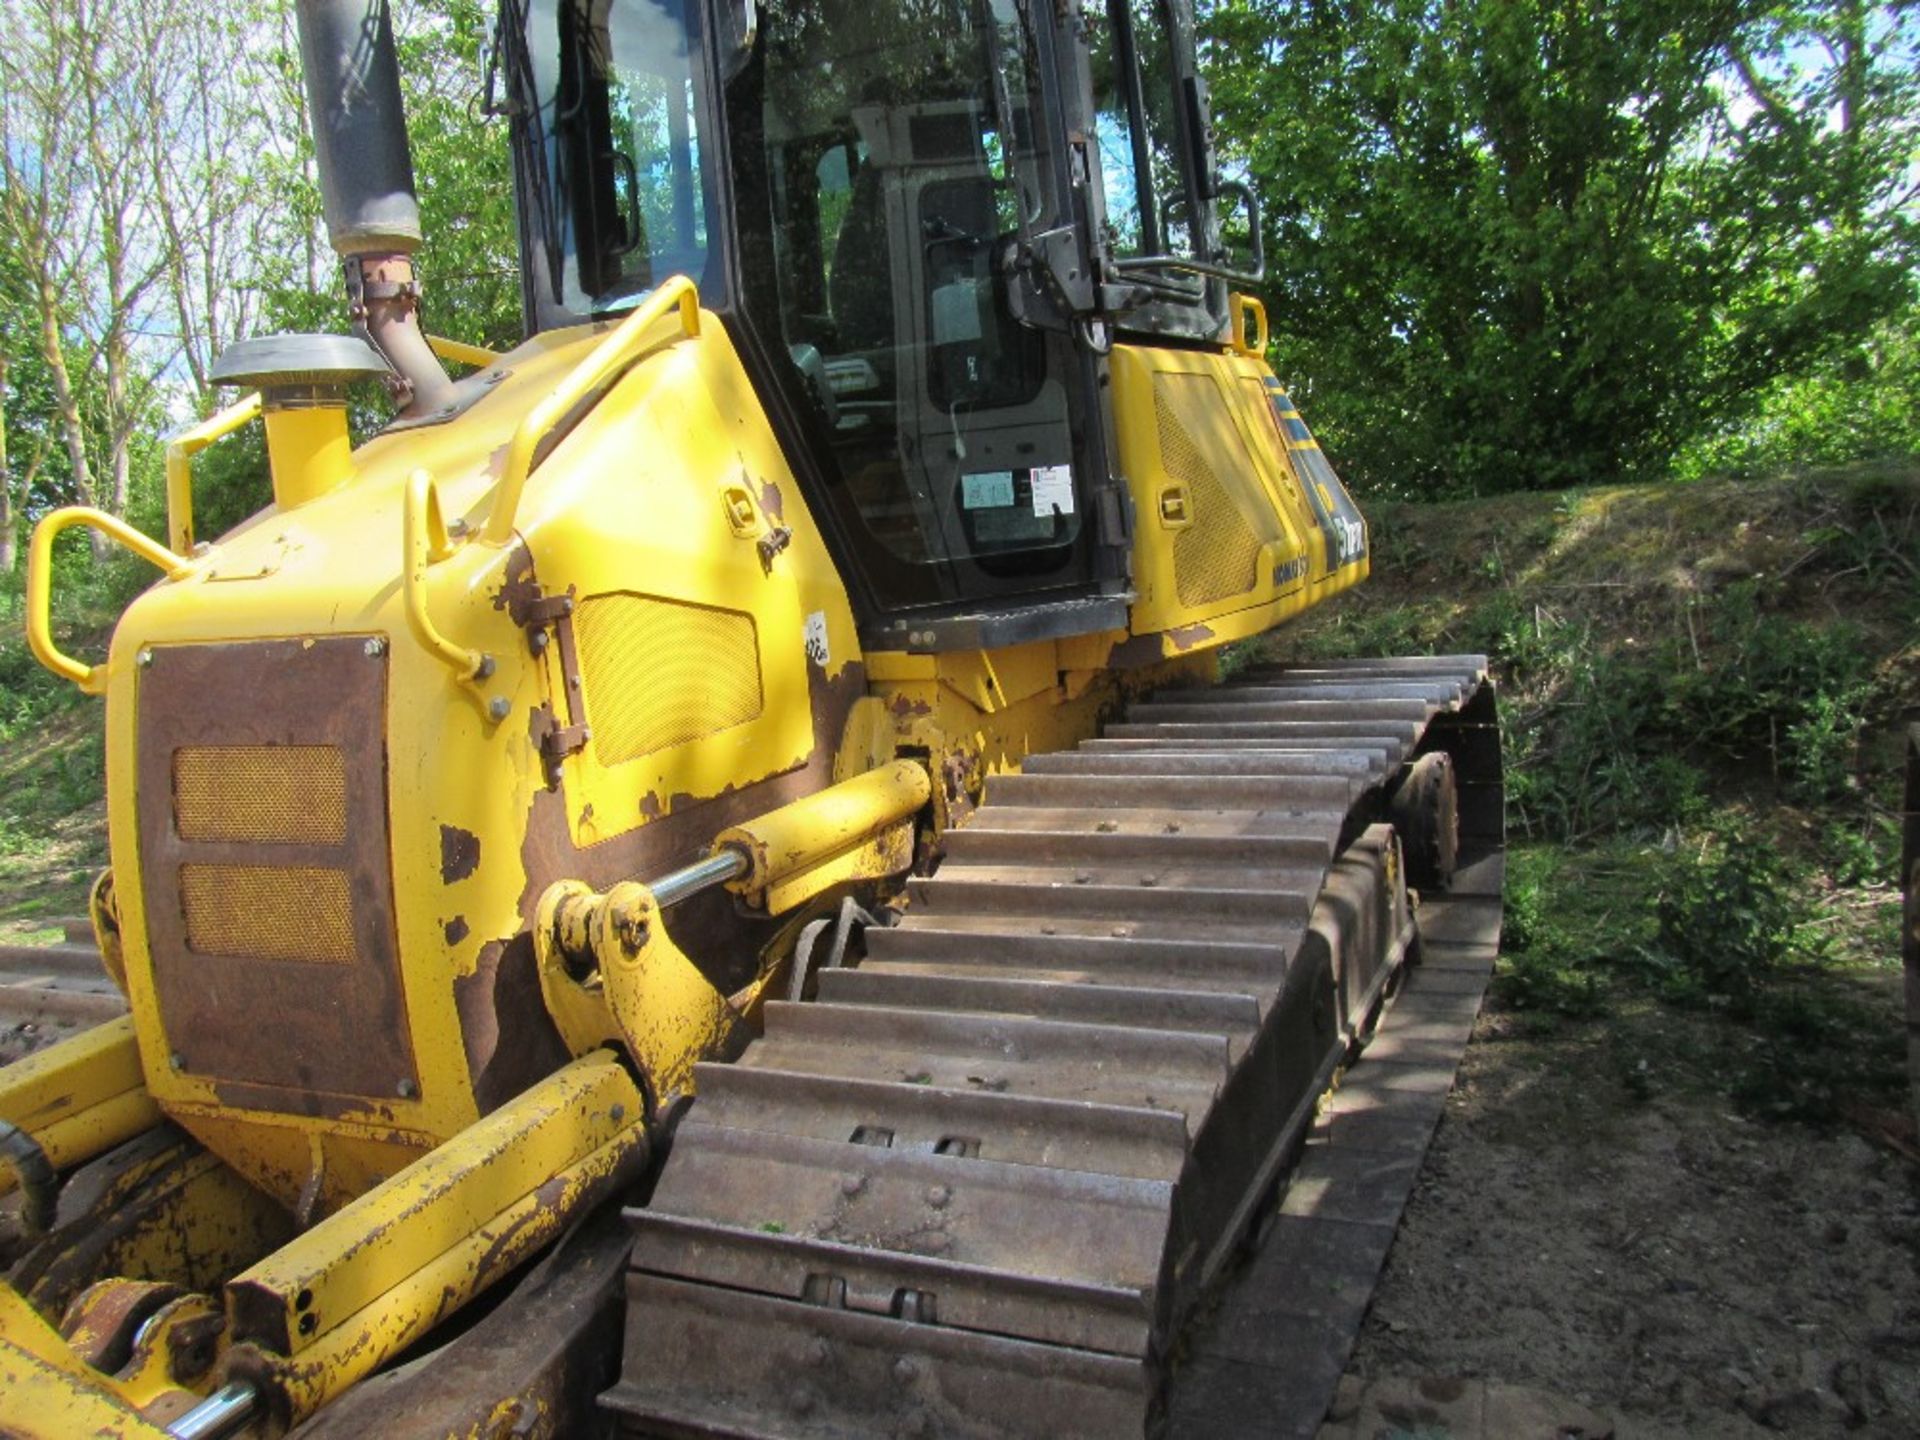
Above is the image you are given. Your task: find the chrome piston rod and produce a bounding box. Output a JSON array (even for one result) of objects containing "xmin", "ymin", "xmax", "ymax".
[
  {"xmin": 646, "ymin": 847, "xmax": 748, "ymax": 908},
  {"xmin": 167, "ymin": 1382, "xmax": 258, "ymax": 1440}
]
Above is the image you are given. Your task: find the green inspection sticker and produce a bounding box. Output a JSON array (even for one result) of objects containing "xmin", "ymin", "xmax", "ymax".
[{"xmin": 961, "ymin": 471, "xmax": 1016, "ymax": 509}]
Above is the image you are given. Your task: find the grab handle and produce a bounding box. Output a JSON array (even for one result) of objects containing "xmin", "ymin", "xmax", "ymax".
[
  {"xmin": 28, "ymin": 509, "xmax": 199, "ymax": 694},
  {"xmin": 483, "ymin": 276, "xmax": 700, "ymax": 545},
  {"xmin": 403, "ymin": 469, "xmax": 491, "ymax": 683}
]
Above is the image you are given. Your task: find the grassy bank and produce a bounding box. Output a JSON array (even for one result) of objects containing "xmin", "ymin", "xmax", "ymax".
[
  {"xmin": 0, "ymin": 600, "xmax": 107, "ymax": 947},
  {"xmin": 1266, "ymin": 465, "xmax": 1919, "ymax": 1125}
]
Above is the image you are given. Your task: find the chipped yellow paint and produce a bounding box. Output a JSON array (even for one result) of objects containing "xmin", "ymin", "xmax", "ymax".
[
  {"xmin": 227, "ymin": 1051, "xmax": 646, "ymax": 1425},
  {"xmin": 0, "ymin": 1018, "xmax": 159, "ymax": 1191},
  {"xmin": 0, "ymin": 1286, "xmax": 175, "ymax": 1439},
  {"xmin": 717, "ymin": 760, "xmax": 931, "ymax": 913}
]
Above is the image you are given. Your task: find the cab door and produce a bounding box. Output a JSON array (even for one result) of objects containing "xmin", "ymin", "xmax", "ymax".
[{"xmin": 723, "ymin": 0, "xmax": 1135, "ymax": 648}]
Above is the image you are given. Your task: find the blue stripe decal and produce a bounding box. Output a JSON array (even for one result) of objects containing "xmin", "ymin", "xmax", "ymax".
[{"xmin": 1284, "ymin": 418, "xmax": 1311, "ymax": 441}]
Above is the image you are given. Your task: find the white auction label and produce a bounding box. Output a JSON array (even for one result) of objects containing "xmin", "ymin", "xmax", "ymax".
[{"xmin": 1030, "ymin": 464, "xmax": 1075, "ymax": 517}]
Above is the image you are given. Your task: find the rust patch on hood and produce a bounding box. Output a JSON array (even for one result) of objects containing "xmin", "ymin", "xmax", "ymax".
[
  {"xmin": 440, "ymin": 826, "xmax": 481, "ymax": 884},
  {"xmin": 454, "ymin": 936, "xmax": 570, "ymax": 1114},
  {"xmin": 752, "ymin": 472, "xmax": 786, "ymax": 524},
  {"xmin": 1107, "ymin": 632, "xmax": 1168, "ymax": 669}
]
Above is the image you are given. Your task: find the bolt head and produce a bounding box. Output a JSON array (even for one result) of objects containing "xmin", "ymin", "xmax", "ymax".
[
  {"xmin": 363, "ymin": 637, "xmax": 386, "ymax": 658},
  {"xmin": 488, "ymin": 696, "xmax": 511, "ymax": 722},
  {"xmin": 137, "ymin": 649, "xmax": 155, "ymax": 668},
  {"xmin": 397, "ymin": 1078, "xmax": 418, "ymax": 1099}
]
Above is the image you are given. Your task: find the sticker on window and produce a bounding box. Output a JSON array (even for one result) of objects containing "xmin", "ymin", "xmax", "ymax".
[
  {"xmin": 962, "ymin": 471, "xmax": 1016, "ymax": 509},
  {"xmin": 1030, "ymin": 464, "xmax": 1075, "ymax": 517}
]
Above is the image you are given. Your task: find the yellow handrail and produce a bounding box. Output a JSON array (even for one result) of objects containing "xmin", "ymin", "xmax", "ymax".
[
  {"xmin": 403, "ymin": 469, "xmax": 490, "ymax": 683},
  {"xmin": 27, "ymin": 508, "xmax": 200, "ymax": 694},
  {"xmin": 482, "ymin": 275, "xmax": 701, "ymax": 546},
  {"xmin": 165, "ymin": 391, "xmax": 264, "ymax": 555},
  {"xmin": 427, "ymin": 334, "xmax": 503, "ymax": 370},
  {"xmin": 1229, "ymin": 293, "xmax": 1270, "ymax": 357}
]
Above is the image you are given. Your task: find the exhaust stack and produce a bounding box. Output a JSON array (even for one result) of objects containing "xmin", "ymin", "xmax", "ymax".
[{"xmin": 295, "ymin": 0, "xmax": 456, "ymax": 417}]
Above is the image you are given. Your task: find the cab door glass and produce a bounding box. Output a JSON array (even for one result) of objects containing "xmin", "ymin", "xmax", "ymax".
[
  {"xmin": 1089, "ymin": 0, "xmax": 1195, "ymax": 261},
  {"xmin": 527, "ymin": 0, "xmax": 718, "ymax": 312},
  {"xmin": 732, "ymin": 0, "xmax": 1098, "ymax": 611}
]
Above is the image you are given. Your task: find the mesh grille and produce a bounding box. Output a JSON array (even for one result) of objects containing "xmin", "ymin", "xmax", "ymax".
[
  {"xmin": 575, "ymin": 593, "xmax": 763, "ymax": 766},
  {"xmin": 179, "ymin": 864, "xmax": 355, "ymax": 964},
  {"xmin": 174, "ymin": 745, "xmax": 346, "ymax": 846},
  {"xmin": 1155, "ymin": 374, "xmax": 1264, "ymax": 607}
]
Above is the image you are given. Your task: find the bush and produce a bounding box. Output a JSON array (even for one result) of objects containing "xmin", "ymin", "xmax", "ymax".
[
  {"xmin": 1637, "ymin": 841, "xmax": 1825, "ymax": 1015},
  {"xmin": 1494, "ymin": 850, "xmax": 1614, "ymax": 1020}
]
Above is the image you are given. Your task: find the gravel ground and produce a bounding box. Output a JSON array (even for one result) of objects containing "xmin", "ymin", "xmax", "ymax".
[{"xmin": 1342, "ymin": 1005, "xmax": 1920, "ymax": 1438}]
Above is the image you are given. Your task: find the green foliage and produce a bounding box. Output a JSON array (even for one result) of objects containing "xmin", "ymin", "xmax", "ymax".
[
  {"xmin": 1490, "ymin": 830, "xmax": 1898, "ymax": 1123},
  {"xmin": 1729, "ymin": 984, "xmax": 1907, "ymax": 1121},
  {"xmin": 1497, "ymin": 849, "xmax": 1613, "ymax": 1019},
  {"xmin": 1665, "ymin": 584, "xmax": 1881, "ymax": 801},
  {"xmin": 1675, "ymin": 310, "xmax": 1920, "ymax": 478},
  {"xmin": 1491, "ymin": 580, "xmax": 1883, "ymax": 842},
  {"xmin": 1202, "ymin": 0, "xmax": 1920, "ymax": 494},
  {"xmin": 1637, "ymin": 840, "xmax": 1824, "ymax": 1013},
  {"xmin": 1818, "ymin": 812, "xmax": 1898, "ymax": 887}
]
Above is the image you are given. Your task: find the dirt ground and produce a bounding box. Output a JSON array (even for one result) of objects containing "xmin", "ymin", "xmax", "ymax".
[{"xmin": 1342, "ymin": 1000, "xmax": 1920, "ymax": 1438}]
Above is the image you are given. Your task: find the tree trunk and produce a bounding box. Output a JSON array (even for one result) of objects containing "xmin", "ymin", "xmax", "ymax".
[
  {"xmin": 0, "ymin": 351, "xmax": 14, "ymax": 577},
  {"xmin": 34, "ymin": 275, "xmax": 99, "ymax": 561}
]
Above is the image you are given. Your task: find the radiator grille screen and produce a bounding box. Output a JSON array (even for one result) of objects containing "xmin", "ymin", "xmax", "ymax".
[
  {"xmin": 173, "ymin": 745, "xmax": 347, "ymax": 846},
  {"xmin": 575, "ymin": 593, "xmax": 763, "ymax": 765},
  {"xmin": 136, "ymin": 635, "xmax": 416, "ymax": 1099},
  {"xmin": 1155, "ymin": 374, "xmax": 1266, "ymax": 608},
  {"xmin": 179, "ymin": 863, "xmax": 356, "ymax": 964}
]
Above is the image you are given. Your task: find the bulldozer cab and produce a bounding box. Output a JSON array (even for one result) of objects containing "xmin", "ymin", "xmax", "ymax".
[{"xmin": 506, "ymin": 0, "xmax": 1246, "ymax": 646}]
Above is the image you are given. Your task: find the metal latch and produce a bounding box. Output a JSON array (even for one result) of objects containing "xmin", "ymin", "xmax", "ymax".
[{"xmin": 509, "ymin": 580, "xmax": 589, "ymax": 784}]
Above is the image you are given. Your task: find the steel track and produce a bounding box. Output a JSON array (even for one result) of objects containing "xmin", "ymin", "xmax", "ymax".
[
  {"xmin": 603, "ymin": 655, "xmax": 1504, "ymax": 1439},
  {"xmin": 0, "ymin": 919, "xmax": 122, "ymax": 1042}
]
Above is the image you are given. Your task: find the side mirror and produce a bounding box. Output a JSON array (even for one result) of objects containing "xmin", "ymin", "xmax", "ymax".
[{"xmin": 720, "ymin": 0, "xmax": 758, "ymax": 81}]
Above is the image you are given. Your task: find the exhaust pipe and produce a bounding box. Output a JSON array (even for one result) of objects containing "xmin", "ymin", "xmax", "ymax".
[{"xmin": 295, "ymin": 0, "xmax": 455, "ymax": 418}]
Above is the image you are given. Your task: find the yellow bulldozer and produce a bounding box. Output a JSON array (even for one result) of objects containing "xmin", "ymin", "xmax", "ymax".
[{"xmin": 0, "ymin": 1, "xmax": 1501, "ymax": 1434}]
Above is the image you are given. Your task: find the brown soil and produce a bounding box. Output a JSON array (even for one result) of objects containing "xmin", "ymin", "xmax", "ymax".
[{"xmin": 1345, "ymin": 1001, "xmax": 1920, "ymax": 1438}]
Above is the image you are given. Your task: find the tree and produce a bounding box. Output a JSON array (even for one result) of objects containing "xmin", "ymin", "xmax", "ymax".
[
  {"xmin": 1201, "ymin": 0, "xmax": 1920, "ymax": 494},
  {"xmin": 0, "ymin": 0, "xmax": 182, "ymax": 555},
  {"xmin": 0, "ymin": 252, "xmax": 60, "ymax": 576}
]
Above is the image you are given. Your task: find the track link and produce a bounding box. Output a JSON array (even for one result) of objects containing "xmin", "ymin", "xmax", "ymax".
[
  {"xmin": 0, "ymin": 920, "xmax": 123, "ymax": 1043},
  {"xmin": 603, "ymin": 657, "xmax": 1502, "ymax": 1439}
]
